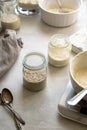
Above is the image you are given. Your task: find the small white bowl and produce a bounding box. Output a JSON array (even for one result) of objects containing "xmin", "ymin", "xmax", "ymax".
[
  {"xmin": 39, "ymin": 0, "xmax": 83, "ymax": 27},
  {"xmin": 70, "ymin": 51, "xmax": 87, "ymax": 100}
]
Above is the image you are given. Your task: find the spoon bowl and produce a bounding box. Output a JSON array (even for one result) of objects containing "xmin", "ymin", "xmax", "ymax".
[{"xmin": 1, "ymin": 88, "xmax": 13, "ymax": 104}]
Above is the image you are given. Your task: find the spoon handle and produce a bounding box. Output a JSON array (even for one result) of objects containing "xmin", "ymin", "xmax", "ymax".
[
  {"xmin": 56, "ymin": 0, "xmax": 62, "ymax": 8},
  {"xmin": 67, "ymin": 89, "xmax": 87, "ymax": 106},
  {"xmin": 6, "ymin": 104, "xmax": 25, "ymax": 125},
  {"xmin": 14, "ymin": 116, "xmax": 22, "ymax": 130}
]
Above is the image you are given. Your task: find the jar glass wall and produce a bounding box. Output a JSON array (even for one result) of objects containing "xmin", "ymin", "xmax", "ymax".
[
  {"xmin": 48, "ymin": 34, "xmax": 72, "ymax": 67},
  {"xmin": 0, "ymin": 0, "xmax": 21, "ymax": 31},
  {"xmin": 17, "ymin": 0, "xmax": 39, "ymax": 15},
  {"xmin": 23, "ymin": 52, "xmax": 47, "ymax": 92}
]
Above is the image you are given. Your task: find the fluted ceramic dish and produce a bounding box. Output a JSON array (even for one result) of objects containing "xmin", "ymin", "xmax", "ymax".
[{"xmin": 39, "ymin": 0, "xmax": 83, "ymax": 27}]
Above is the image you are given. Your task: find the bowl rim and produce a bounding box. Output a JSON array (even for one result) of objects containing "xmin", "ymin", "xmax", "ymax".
[
  {"xmin": 39, "ymin": 0, "xmax": 83, "ymax": 15},
  {"xmin": 70, "ymin": 51, "xmax": 87, "ymax": 89}
]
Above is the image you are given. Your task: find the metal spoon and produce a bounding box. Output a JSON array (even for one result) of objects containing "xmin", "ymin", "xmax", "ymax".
[
  {"xmin": 56, "ymin": 0, "xmax": 71, "ymax": 13},
  {"xmin": 0, "ymin": 93, "xmax": 22, "ymax": 130},
  {"xmin": 1, "ymin": 88, "xmax": 25, "ymax": 125},
  {"xmin": 67, "ymin": 89, "xmax": 87, "ymax": 106}
]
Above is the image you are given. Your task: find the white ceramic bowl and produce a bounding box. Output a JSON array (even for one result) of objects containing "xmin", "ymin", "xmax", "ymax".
[
  {"xmin": 39, "ymin": 0, "xmax": 83, "ymax": 27},
  {"xmin": 70, "ymin": 51, "xmax": 87, "ymax": 100}
]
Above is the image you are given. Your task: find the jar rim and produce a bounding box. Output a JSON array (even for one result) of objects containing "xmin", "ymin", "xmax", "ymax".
[
  {"xmin": 49, "ymin": 34, "xmax": 69, "ymax": 48},
  {"xmin": 23, "ymin": 52, "xmax": 46, "ymax": 70}
]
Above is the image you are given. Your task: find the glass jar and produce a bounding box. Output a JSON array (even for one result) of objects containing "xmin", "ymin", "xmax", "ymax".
[
  {"xmin": 17, "ymin": 0, "xmax": 39, "ymax": 15},
  {"xmin": 23, "ymin": 52, "xmax": 47, "ymax": 92},
  {"xmin": 0, "ymin": 0, "xmax": 21, "ymax": 31},
  {"xmin": 48, "ymin": 34, "xmax": 72, "ymax": 67}
]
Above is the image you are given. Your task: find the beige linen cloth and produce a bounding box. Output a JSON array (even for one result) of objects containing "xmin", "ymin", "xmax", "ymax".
[{"xmin": 0, "ymin": 29, "xmax": 23, "ymax": 78}]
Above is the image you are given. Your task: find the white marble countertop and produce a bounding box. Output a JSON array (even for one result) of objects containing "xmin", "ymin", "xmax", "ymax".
[{"xmin": 0, "ymin": 1, "xmax": 87, "ymax": 130}]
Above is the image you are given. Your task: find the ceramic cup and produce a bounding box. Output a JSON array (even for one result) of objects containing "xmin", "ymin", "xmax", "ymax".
[{"xmin": 70, "ymin": 51, "xmax": 87, "ymax": 100}]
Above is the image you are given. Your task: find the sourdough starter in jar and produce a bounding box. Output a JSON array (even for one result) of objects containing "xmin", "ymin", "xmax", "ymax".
[
  {"xmin": 48, "ymin": 34, "xmax": 72, "ymax": 67},
  {"xmin": 1, "ymin": 14, "xmax": 21, "ymax": 30},
  {"xmin": 23, "ymin": 52, "xmax": 47, "ymax": 92},
  {"xmin": 0, "ymin": 0, "xmax": 21, "ymax": 30}
]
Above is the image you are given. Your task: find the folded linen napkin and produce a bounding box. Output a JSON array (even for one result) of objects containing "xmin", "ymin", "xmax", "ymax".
[{"xmin": 0, "ymin": 29, "xmax": 23, "ymax": 78}]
